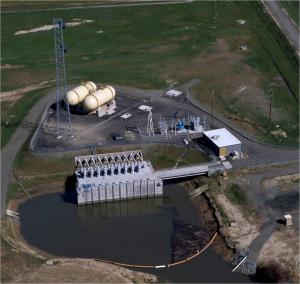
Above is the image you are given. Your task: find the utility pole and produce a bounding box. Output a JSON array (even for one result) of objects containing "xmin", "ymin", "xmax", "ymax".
[
  {"xmin": 268, "ymin": 90, "xmax": 273, "ymax": 128},
  {"xmin": 213, "ymin": 0, "xmax": 217, "ymax": 29},
  {"xmin": 211, "ymin": 90, "xmax": 215, "ymax": 129}
]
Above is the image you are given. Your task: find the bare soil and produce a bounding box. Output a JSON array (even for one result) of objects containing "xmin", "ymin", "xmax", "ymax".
[
  {"xmin": 0, "ymin": 64, "xmax": 24, "ymax": 70},
  {"xmin": 189, "ymin": 38, "xmax": 285, "ymax": 125},
  {"xmin": 0, "ymin": 81, "xmax": 52, "ymax": 102},
  {"xmin": 190, "ymin": 38, "xmax": 267, "ymax": 107},
  {"xmin": 207, "ymin": 167, "xmax": 299, "ymax": 282},
  {"xmin": 258, "ymin": 227, "xmax": 299, "ymax": 283},
  {"xmin": 11, "ymin": 258, "xmax": 157, "ymax": 283},
  {"xmin": 14, "ymin": 20, "xmax": 95, "ymax": 35},
  {"xmin": 262, "ymin": 173, "xmax": 299, "ymax": 188},
  {"xmin": 216, "ymin": 193, "xmax": 261, "ymax": 249}
]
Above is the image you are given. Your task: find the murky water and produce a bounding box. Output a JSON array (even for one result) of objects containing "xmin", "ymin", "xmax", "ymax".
[{"xmin": 19, "ymin": 185, "xmax": 252, "ymax": 283}]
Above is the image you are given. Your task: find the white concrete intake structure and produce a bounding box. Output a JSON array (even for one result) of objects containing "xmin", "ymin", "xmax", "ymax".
[{"xmin": 75, "ymin": 150, "xmax": 227, "ymax": 205}]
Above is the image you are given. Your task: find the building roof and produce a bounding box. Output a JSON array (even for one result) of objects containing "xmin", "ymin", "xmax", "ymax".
[{"xmin": 203, "ymin": 128, "xmax": 242, "ymax": 148}]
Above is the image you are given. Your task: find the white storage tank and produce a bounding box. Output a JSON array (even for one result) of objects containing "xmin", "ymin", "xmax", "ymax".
[
  {"xmin": 66, "ymin": 81, "xmax": 97, "ymax": 106},
  {"xmin": 83, "ymin": 85, "xmax": 116, "ymax": 112}
]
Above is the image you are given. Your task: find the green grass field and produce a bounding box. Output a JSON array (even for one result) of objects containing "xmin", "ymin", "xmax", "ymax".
[{"xmin": 1, "ymin": 1, "xmax": 299, "ymax": 147}]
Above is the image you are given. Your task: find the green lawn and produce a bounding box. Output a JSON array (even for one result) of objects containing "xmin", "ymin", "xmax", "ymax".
[
  {"xmin": 2, "ymin": 2, "xmax": 218, "ymax": 90},
  {"xmin": 1, "ymin": 1, "xmax": 299, "ymax": 147}
]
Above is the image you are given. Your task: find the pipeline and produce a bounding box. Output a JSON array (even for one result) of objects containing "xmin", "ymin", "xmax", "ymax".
[{"xmin": 94, "ymin": 232, "xmax": 218, "ymax": 269}]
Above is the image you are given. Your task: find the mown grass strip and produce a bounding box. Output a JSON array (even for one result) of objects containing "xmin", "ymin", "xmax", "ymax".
[
  {"xmin": 1, "ymin": 88, "xmax": 50, "ymax": 148},
  {"xmin": 240, "ymin": 1, "xmax": 299, "ymax": 99}
]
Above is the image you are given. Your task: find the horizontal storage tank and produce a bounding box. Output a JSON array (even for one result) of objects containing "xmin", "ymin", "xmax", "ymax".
[
  {"xmin": 66, "ymin": 81, "xmax": 97, "ymax": 106},
  {"xmin": 83, "ymin": 86, "xmax": 116, "ymax": 112}
]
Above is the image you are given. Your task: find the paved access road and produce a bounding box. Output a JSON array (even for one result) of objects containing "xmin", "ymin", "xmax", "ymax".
[
  {"xmin": 0, "ymin": 91, "xmax": 54, "ymax": 218},
  {"xmin": 262, "ymin": 0, "xmax": 299, "ymax": 55}
]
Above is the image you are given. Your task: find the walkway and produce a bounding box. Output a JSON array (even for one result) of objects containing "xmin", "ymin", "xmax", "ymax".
[{"xmin": 156, "ymin": 161, "xmax": 224, "ymax": 180}]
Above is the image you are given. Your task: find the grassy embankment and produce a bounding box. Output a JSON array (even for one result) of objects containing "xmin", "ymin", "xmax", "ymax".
[
  {"xmin": 279, "ymin": 0, "xmax": 299, "ymax": 26},
  {"xmin": 0, "ymin": 88, "xmax": 51, "ymax": 147},
  {"xmin": 1, "ymin": 235, "xmax": 44, "ymax": 283},
  {"xmin": 224, "ymin": 183, "xmax": 255, "ymax": 217},
  {"xmin": 242, "ymin": 1, "xmax": 298, "ymax": 145},
  {"xmin": 7, "ymin": 143, "xmax": 208, "ymax": 203}
]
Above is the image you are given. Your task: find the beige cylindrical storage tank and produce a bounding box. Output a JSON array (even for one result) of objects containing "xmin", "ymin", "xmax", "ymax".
[
  {"xmin": 83, "ymin": 86, "xmax": 116, "ymax": 112},
  {"xmin": 66, "ymin": 81, "xmax": 97, "ymax": 106},
  {"xmin": 84, "ymin": 81, "xmax": 97, "ymax": 93}
]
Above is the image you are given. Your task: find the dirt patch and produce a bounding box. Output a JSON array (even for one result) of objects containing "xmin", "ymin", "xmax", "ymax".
[
  {"xmin": 189, "ymin": 38, "xmax": 284, "ymax": 122},
  {"xmin": 0, "ymin": 81, "xmax": 52, "ymax": 102},
  {"xmin": 263, "ymin": 173, "xmax": 299, "ymax": 188},
  {"xmin": 258, "ymin": 227, "xmax": 299, "ymax": 283},
  {"xmin": 11, "ymin": 258, "xmax": 157, "ymax": 283},
  {"xmin": 0, "ymin": 64, "xmax": 24, "ymax": 70},
  {"xmin": 153, "ymin": 43, "xmax": 179, "ymax": 53},
  {"xmin": 216, "ymin": 193, "xmax": 260, "ymax": 249},
  {"xmin": 14, "ymin": 19, "xmax": 95, "ymax": 35}
]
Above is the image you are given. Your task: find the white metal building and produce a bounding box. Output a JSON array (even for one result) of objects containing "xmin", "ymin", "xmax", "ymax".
[{"xmin": 203, "ymin": 128, "xmax": 242, "ymax": 157}]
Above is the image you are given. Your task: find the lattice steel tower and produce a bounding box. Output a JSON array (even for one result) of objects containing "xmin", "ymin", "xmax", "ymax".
[{"xmin": 53, "ymin": 18, "xmax": 72, "ymax": 138}]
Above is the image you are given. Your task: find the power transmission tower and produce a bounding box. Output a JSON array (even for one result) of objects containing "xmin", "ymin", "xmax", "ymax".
[{"xmin": 53, "ymin": 18, "xmax": 72, "ymax": 138}]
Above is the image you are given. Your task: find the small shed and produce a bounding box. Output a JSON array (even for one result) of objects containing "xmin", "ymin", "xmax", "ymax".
[
  {"xmin": 166, "ymin": 89, "xmax": 183, "ymax": 97},
  {"xmin": 203, "ymin": 128, "xmax": 242, "ymax": 157}
]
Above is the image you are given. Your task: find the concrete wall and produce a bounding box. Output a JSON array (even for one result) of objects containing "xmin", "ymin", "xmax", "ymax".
[{"xmin": 77, "ymin": 178, "xmax": 163, "ymax": 206}]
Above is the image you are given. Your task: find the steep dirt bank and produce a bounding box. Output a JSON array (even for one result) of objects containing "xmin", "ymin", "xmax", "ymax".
[
  {"xmin": 190, "ymin": 169, "xmax": 299, "ymax": 283},
  {"xmin": 182, "ymin": 180, "xmax": 235, "ymax": 262}
]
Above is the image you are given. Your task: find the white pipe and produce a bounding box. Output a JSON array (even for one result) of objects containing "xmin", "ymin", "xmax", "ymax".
[{"xmin": 232, "ymin": 256, "xmax": 247, "ymax": 272}]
